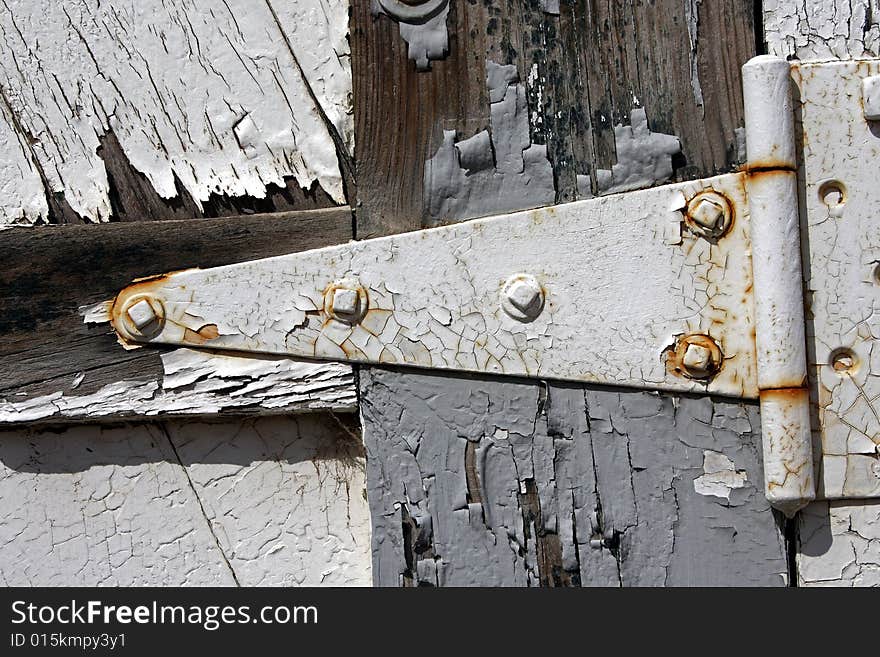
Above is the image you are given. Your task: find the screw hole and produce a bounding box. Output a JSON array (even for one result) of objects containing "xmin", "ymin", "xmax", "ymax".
[
  {"xmin": 818, "ymin": 180, "xmax": 847, "ymax": 210},
  {"xmin": 829, "ymin": 347, "xmax": 858, "ymax": 375}
]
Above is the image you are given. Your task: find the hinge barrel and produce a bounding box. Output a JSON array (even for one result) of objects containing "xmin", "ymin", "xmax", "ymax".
[{"xmin": 743, "ymin": 55, "xmax": 815, "ymax": 517}]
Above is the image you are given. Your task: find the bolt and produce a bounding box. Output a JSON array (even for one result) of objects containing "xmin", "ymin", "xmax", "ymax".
[
  {"xmin": 673, "ymin": 334, "xmax": 723, "ymax": 380},
  {"xmin": 501, "ymin": 274, "xmax": 545, "ymax": 322},
  {"xmin": 683, "ymin": 342, "xmax": 713, "ymax": 374},
  {"xmin": 332, "ymin": 287, "xmax": 360, "ymax": 317},
  {"xmin": 862, "ymin": 75, "xmax": 880, "ymax": 121},
  {"xmin": 325, "ymin": 280, "xmax": 367, "ymax": 323},
  {"xmin": 118, "ymin": 294, "xmax": 165, "ymax": 340},
  {"xmin": 685, "ymin": 191, "xmax": 732, "ymax": 239},
  {"xmin": 690, "ymin": 198, "xmax": 724, "ymax": 230}
]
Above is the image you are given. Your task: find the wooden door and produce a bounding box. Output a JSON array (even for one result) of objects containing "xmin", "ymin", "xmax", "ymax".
[{"xmin": 0, "ymin": 0, "xmax": 875, "ymax": 587}]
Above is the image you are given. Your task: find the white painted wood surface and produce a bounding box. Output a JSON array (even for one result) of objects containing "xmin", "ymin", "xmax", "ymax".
[
  {"xmin": 0, "ymin": 414, "xmax": 371, "ymax": 585},
  {"xmin": 763, "ymin": 0, "xmax": 880, "ymax": 586},
  {"xmin": 0, "ymin": 347, "xmax": 356, "ymax": 424},
  {"xmin": 0, "ymin": 0, "xmax": 351, "ymax": 224},
  {"xmin": 109, "ymin": 173, "xmax": 759, "ymax": 399}
]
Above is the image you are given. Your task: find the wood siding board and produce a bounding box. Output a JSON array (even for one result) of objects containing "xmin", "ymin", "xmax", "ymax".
[
  {"xmin": 0, "ymin": 208, "xmax": 355, "ymax": 422},
  {"xmin": 352, "ymin": 0, "xmax": 756, "ymax": 238}
]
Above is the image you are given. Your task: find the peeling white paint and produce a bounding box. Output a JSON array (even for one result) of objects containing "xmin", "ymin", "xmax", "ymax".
[
  {"xmin": 596, "ymin": 109, "xmax": 681, "ymax": 196},
  {"xmin": 0, "ymin": 0, "xmax": 351, "ymax": 224},
  {"xmin": 373, "ymin": 0, "xmax": 449, "ymax": 71},
  {"xmin": 764, "ymin": 0, "xmax": 880, "ymax": 60},
  {"xmin": 425, "ymin": 61, "xmax": 555, "ymax": 223},
  {"xmin": 0, "ymin": 349, "xmax": 355, "ymax": 424},
  {"xmin": 684, "ymin": 0, "xmax": 705, "ymax": 112},
  {"xmin": 0, "ymin": 415, "xmax": 371, "ymax": 585},
  {"xmin": 694, "ymin": 450, "xmax": 747, "ymax": 501}
]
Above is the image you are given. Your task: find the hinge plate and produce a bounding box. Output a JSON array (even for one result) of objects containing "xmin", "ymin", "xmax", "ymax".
[
  {"xmin": 109, "ymin": 173, "xmax": 757, "ymax": 400},
  {"xmin": 794, "ymin": 60, "xmax": 880, "ymax": 499},
  {"xmin": 103, "ymin": 58, "xmax": 880, "ymax": 506}
]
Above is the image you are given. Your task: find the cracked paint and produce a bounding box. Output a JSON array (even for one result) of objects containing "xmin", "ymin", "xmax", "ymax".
[
  {"xmin": 791, "ymin": 60, "xmax": 880, "ymax": 499},
  {"xmin": 0, "ymin": 0, "xmax": 351, "ymax": 224},
  {"xmin": 798, "ymin": 500, "xmax": 880, "ymax": 586},
  {"xmin": 764, "ymin": 0, "xmax": 880, "ymax": 60},
  {"xmin": 0, "ymin": 415, "xmax": 371, "ymax": 585},
  {"xmin": 108, "ymin": 173, "xmax": 758, "ymax": 401},
  {"xmin": 360, "ymin": 368, "xmax": 788, "ymax": 586}
]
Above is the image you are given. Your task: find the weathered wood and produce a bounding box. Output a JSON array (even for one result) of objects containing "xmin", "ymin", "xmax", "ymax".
[
  {"xmin": 363, "ymin": 368, "xmax": 788, "ymax": 587},
  {"xmin": 353, "ymin": 1, "xmax": 789, "ymax": 585},
  {"xmin": 0, "ymin": 208, "xmax": 356, "ymax": 423},
  {"xmin": 352, "ymin": 0, "xmax": 756, "ymax": 238}
]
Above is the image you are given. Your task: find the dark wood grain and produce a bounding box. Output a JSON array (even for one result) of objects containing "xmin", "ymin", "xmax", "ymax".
[
  {"xmin": 351, "ymin": 0, "xmax": 756, "ymax": 238},
  {"xmin": 96, "ymin": 131, "xmax": 340, "ymax": 223},
  {"xmin": 0, "ymin": 208, "xmax": 353, "ymax": 400}
]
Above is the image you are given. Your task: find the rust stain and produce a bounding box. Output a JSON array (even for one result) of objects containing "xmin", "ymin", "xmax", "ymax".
[
  {"xmin": 742, "ymin": 163, "xmax": 797, "ymax": 177},
  {"xmin": 760, "ymin": 387, "xmax": 809, "ymax": 404},
  {"xmin": 182, "ymin": 324, "xmax": 220, "ymax": 345},
  {"xmin": 665, "ymin": 333, "xmax": 724, "ymax": 381}
]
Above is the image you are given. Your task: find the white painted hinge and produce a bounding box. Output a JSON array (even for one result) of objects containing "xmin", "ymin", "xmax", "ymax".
[{"xmin": 101, "ymin": 57, "xmax": 880, "ymax": 512}]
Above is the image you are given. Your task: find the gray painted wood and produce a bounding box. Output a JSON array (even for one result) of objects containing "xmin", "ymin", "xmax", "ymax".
[{"xmin": 362, "ymin": 369, "xmax": 787, "ymax": 586}]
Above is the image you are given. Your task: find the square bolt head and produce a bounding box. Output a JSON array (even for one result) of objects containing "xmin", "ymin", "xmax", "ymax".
[
  {"xmin": 683, "ymin": 342, "xmax": 712, "ymax": 373},
  {"xmin": 690, "ymin": 198, "xmax": 724, "ymax": 230},
  {"xmin": 126, "ymin": 298, "xmax": 158, "ymax": 330},
  {"xmin": 332, "ymin": 288, "xmax": 360, "ymax": 316},
  {"xmin": 863, "ymin": 75, "xmax": 880, "ymax": 121},
  {"xmin": 507, "ymin": 279, "xmax": 541, "ymax": 313}
]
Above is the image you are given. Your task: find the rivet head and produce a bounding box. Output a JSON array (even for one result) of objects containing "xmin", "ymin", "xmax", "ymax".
[
  {"xmin": 501, "ymin": 274, "xmax": 544, "ymax": 322},
  {"xmin": 669, "ymin": 334, "xmax": 723, "ymax": 380},
  {"xmin": 684, "ymin": 191, "xmax": 733, "ymax": 239},
  {"xmin": 118, "ymin": 294, "xmax": 165, "ymax": 340},
  {"xmin": 324, "ymin": 280, "xmax": 368, "ymax": 323}
]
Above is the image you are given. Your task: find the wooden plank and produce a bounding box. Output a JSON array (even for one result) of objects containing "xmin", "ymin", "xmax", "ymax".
[
  {"xmin": 0, "ymin": 208, "xmax": 356, "ymax": 424},
  {"xmin": 363, "ymin": 368, "xmax": 788, "ymax": 587},
  {"xmin": 0, "ymin": 0, "xmax": 352, "ymax": 226},
  {"xmin": 351, "ymin": 0, "xmax": 757, "ymax": 238}
]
